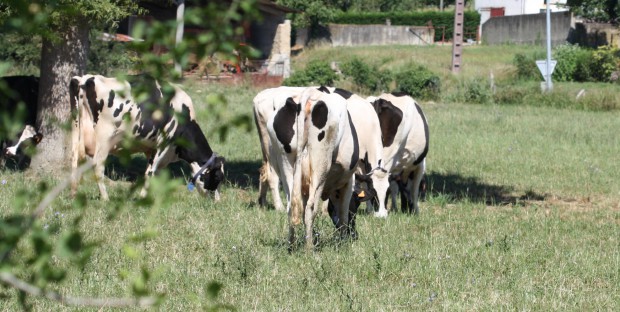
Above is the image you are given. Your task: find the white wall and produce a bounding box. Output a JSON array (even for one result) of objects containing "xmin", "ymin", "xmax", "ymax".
[{"xmin": 476, "ymin": 0, "xmax": 568, "ymax": 25}]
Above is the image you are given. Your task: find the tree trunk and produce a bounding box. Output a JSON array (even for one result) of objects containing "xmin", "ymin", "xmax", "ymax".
[{"xmin": 30, "ymin": 22, "xmax": 89, "ymax": 174}]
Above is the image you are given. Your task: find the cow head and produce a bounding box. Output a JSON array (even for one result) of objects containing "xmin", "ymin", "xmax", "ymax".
[
  {"xmin": 191, "ymin": 153, "xmax": 226, "ymax": 193},
  {"xmin": 4, "ymin": 125, "xmax": 43, "ymax": 158}
]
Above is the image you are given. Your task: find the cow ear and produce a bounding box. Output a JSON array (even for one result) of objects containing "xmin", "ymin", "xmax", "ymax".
[{"xmin": 34, "ymin": 133, "xmax": 43, "ymax": 144}]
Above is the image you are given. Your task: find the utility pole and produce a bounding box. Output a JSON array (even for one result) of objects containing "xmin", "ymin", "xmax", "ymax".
[
  {"xmin": 545, "ymin": 0, "xmax": 553, "ymax": 91},
  {"xmin": 451, "ymin": 0, "xmax": 465, "ymax": 73},
  {"xmin": 175, "ymin": 0, "xmax": 185, "ymax": 76}
]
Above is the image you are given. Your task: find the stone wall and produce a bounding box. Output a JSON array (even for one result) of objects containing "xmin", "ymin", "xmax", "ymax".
[
  {"xmin": 327, "ymin": 24, "xmax": 434, "ymax": 46},
  {"xmin": 481, "ymin": 11, "xmax": 572, "ymax": 46}
]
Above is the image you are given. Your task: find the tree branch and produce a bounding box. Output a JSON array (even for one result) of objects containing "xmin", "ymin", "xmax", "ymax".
[{"xmin": 0, "ymin": 272, "xmax": 158, "ymax": 308}]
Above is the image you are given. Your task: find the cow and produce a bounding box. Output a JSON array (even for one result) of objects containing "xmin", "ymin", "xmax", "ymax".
[
  {"xmin": 370, "ymin": 92, "xmax": 429, "ymax": 215},
  {"xmin": 0, "ymin": 76, "xmax": 42, "ymax": 169},
  {"xmin": 318, "ymin": 87, "xmax": 389, "ymax": 232},
  {"xmin": 69, "ymin": 74, "xmax": 225, "ymax": 201},
  {"xmin": 281, "ymin": 87, "xmax": 360, "ymax": 249},
  {"xmin": 253, "ymin": 86, "xmax": 307, "ymax": 211}
]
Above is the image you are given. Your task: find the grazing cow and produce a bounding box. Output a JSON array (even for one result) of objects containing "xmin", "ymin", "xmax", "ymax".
[
  {"xmin": 320, "ymin": 87, "xmax": 389, "ymax": 231},
  {"xmin": 253, "ymin": 86, "xmax": 307, "ymax": 211},
  {"xmin": 70, "ymin": 74, "xmax": 225, "ymax": 201},
  {"xmin": 0, "ymin": 76, "xmax": 42, "ymax": 169},
  {"xmin": 370, "ymin": 92, "xmax": 429, "ymax": 215},
  {"xmin": 284, "ymin": 87, "xmax": 360, "ymax": 249}
]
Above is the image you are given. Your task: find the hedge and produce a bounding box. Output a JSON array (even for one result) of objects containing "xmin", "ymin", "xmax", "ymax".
[{"xmin": 331, "ymin": 11, "xmax": 480, "ymax": 42}]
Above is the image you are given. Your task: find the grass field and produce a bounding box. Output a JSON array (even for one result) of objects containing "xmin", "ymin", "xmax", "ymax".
[{"xmin": 1, "ymin": 45, "xmax": 619, "ymax": 310}]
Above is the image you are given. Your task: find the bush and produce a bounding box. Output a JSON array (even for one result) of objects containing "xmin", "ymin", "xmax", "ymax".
[
  {"xmin": 393, "ymin": 64, "xmax": 440, "ymax": 100},
  {"xmin": 87, "ymin": 31, "xmax": 137, "ymax": 76},
  {"xmin": 459, "ymin": 79, "xmax": 493, "ymax": 104},
  {"xmin": 590, "ymin": 45, "xmax": 619, "ymax": 82},
  {"xmin": 513, "ymin": 51, "xmax": 545, "ymax": 81},
  {"xmin": 283, "ymin": 59, "xmax": 338, "ymax": 86},
  {"xmin": 0, "ymin": 33, "xmax": 41, "ymax": 75},
  {"xmin": 332, "ymin": 11, "xmax": 480, "ymax": 42},
  {"xmin": 340, "ymin": 57, "xmax": 391, "ymax": 93},
  {"xmin": 552, "ymin": 44, "xmax": 589, "ymax": 82}
]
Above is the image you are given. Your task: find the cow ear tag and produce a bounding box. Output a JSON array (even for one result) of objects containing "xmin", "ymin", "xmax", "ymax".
[{"xmin": 187, "ymin": 182, "xmax": 195, "ymax": 192}]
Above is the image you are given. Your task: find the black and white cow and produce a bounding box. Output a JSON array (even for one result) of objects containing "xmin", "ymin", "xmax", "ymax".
[
  {"xmin": 370, "ymin": 92, "xmax": 429, "ymax": 215},
  {"xmin": 317, "ymin": 87, "xmax": 389, "ymax": 231},
  {"xmin": 253, "ymin": 86, "xmax": 307, "ymax": 212},
  {"xmin": 283, "ymin": 87, "xmax": 360, "ymax": 249},
  {"xmin": 0, "ymin": 76, "xmax": 42, "ymax": 169},
  {"xmin": 69, "ymin": 74, "xmax": 225, "ymax": 201}
]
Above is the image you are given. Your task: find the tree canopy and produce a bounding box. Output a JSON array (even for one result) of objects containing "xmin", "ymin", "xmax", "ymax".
[{"xmin": 566, "ymin": 0, "xmax": 619, "ymax": 23}]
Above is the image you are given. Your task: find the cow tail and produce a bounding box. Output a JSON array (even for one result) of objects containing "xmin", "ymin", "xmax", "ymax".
[{"xmin": 69, "ymin": 77, "xmax": 81, "ymax": 196}]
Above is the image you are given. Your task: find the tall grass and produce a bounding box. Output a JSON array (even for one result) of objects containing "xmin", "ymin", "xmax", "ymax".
[{"xmin": 1, "ymin": 78, "xmax": 619, "ymax": 310}]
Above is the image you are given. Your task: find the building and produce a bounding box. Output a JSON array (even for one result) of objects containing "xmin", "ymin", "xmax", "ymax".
[
  {"xmin": 475, "ymin": 0, "xmax": 568, "ymax": 25},
  {"xmin": 117, "ymin": 0, "xmax": 298, "ymax": 78}
]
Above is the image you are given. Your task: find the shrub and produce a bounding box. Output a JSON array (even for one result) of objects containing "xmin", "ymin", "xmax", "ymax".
[
  {"xmin": 513, "ymin": 51, "xmax": 545, "ymax": 81},
  {"xmin": 340, "ymin": 57, "xmax": 392, "ymax": 93},
  {"xmin": 283, "ymin": 59, "xmax": 338, "ymax": 86},
  {"xmin": 552, "ymin": 44, "xmax": 589, "ymax": 82},
  {"xmin": 88, "ymin": 31, "xmax": 137, "ymax": 76},
  {"xmin": 393, "ymin": 64, "xmax": 440, "ymax": 100},
  {"xmin": 590, "ymin": 45, "xmax": 619, "ymax": 82},
  {"xmin": 0, "ymin": 33, "xmax": 41, "ymax": 75}
]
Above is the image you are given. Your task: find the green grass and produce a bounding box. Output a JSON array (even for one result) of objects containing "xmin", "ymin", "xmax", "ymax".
[{"xmin": 1, "ymin": 62, "xmax": 620, "ymax": 310}]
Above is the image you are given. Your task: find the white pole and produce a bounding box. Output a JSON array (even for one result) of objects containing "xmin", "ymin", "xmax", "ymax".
[
  {"xmin": 545, "ymin": 0, "xmax": 553, "ymax": 91},
  {"xmin": 175, "ymin": 0, "xmax": 185, "ymax": 76}
]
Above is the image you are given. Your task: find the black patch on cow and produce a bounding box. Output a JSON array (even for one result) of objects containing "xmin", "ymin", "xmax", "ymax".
[
  {"xmin": 317, "ymin": 130, "xmax": 325, "ymax": 142},
  {"xmin": 334, "ymin": 88, "xmax": 353, "ymax": 100},
  {"xmin": 372, "ymin": 98, "xmax": 403, "ymax": 147},
  {"xmin": 132, "ymin": 124, "xmax": 139, "ymax": 134},
  {"xmin": 347, "ymin": 112, "xmax": 359, "ymax": 170},
  {"xmin": 174, "ymin": 117, "xmax": 225, "ymax": 191},
  {"xmin": 317, "ymin": 86, "xmax": 330, "ymax": 93},
  {"xmin": 131, "ymin": 77, "xmax": 174, "ymax": 140},
  {"xmin": 166, "ymin": 119, "xmax": 176, "ymax": 133},
  {"xmin": 272, "ymin": 97, "xmax": 299, "ymax": 153},
  {"xmin": 84, "ymin": 77, "xmax": 103, "ymax": 124},
  {"xmin": 391, "ymin": 91, "xmax": 410, "ymax": 97},
  {"xmin": 107, "ymin": 90, "xmax": 115, "ymax": 108},
  {"xmin": 413, "ymin": 103, "xmax": 429, "ymax": 165},
  {"xmin": 311, "ymin": 101, "xmax": 328, "ymax": 129},
  {"xmin": 113, "ymin": 103, "xmax": 124, "ymax": 118}
]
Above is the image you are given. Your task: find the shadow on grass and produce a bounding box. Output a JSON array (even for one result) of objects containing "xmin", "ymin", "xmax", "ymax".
[
  {"xmin": 426, "ymin": 171, "xmax": 546, "ymax": 206},
  {"xmin": 103, "ymin": 156, "xmax": 262, "ymax": 189}
]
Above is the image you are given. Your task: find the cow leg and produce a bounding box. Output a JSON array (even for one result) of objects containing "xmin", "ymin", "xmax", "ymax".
[
  {"xmin": 410, "ymin": 160, "xmax": 426, "ymax": 216},
  {"xmin": 304, "ymin": 183, "xmax": 324, "ymax": 250},
  {"xmin": 92, "ymin": 138, "xmax": 111, "ymax": 201},
  {"xmin": 268, "ymin": 163, "xmax": 284, "ymax": 211},
  {"xmin": 331, "ymin": 177, "xmax": 353, "ymax": 239},
  {"xmin": 140, "ymin": 147, "xmax": 174, "ymax": 198},
  {"xmin": 388, "ymin": 178, "xmax": 399, "ymax": 211},
  {"xmin": 257, "ymin": 162, "xmax": 269, "ymax": 207}
]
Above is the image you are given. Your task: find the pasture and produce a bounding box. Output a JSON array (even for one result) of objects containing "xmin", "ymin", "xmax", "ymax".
[{"xmin": 1, "ymin": 45, "xmax": 620, "ymax": 310}]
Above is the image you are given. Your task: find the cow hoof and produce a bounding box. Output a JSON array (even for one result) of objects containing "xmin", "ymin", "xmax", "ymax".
[{"xmin": 374, "ymin": 210, "xmax": 388, "ymax": 218}]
